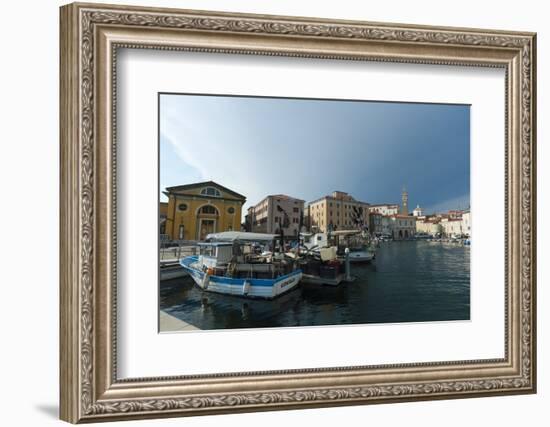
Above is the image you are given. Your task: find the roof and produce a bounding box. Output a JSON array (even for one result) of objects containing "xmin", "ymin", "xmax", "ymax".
[
  {"xmin": 270, "ymin": 194, "xmax": 305, "ymax": 202},
  {"xmin": 197, "ymin": 241, "xmax": 233, "ymax": 246},
  {"xmin": 369, "ymin": 203, "xmax": 399, "ymax": 208},
  {"xmin": 165, "ymin": 181, "xmax": 246, "ymax": 200},
  {"xmin": 307, "ymin": 194, "xmax": 369, "ymax": 206},
  {"xmin": 253, "ymin": 194, "xmax": 305, "ymax": 206},
  {"xmin": 206, "ymin": 231, "xmax": 278, "ymax": 243}
]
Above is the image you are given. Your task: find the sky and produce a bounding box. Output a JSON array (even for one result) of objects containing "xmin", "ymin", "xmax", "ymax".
[{"xmin": 160, "ymin": 94, "xmax": 470, "ymax": 219}]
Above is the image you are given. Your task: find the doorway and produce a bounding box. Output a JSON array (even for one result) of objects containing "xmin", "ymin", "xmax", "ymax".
[{"xmin": 199, "ymin": 219, "xmax": 215, "ymax": 240}]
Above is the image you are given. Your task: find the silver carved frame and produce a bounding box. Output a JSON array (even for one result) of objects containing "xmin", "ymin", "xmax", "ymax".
[{"xmin": 60, "ymin": 2, "xmax": 537, "ymax": 423}]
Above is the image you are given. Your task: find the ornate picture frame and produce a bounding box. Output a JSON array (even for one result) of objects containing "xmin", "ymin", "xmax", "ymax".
[{"xmin": 60, "ymin": 2, "xmax": 536, "ymax": 423}]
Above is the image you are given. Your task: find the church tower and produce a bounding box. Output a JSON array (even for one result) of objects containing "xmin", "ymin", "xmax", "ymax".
[{"xmin": 401, "ymin": 187, "xmax": 409, "ymax": 215}]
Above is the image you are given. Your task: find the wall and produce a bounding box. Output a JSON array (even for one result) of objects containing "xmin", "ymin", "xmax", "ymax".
[{"xmin": 0, "ymin": 0, "xmax": 546, "ymax": 426}]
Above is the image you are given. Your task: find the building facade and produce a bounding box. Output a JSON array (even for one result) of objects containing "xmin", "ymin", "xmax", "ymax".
[
  {"xmin": 461, "ymin": 210, "xmax": 471, "ymax": 237},
  {"xmin": 307, "ymin": 191, "xmax": 369, "ymax": 233},
  {"xmin": 248, "ymin": 194, "xmax": 304, "ymax": 237},
  {"xmin": 159, "ymin": 202, "xmax": 168, "ymax": 235},
  {"xmin": 412, "ymin": 205, "xmax": 424, "ymax": 217},
  {"xmin": 416, "ymin": 216, "xmax": 441, "ymax": 236},
  {"xmin": 441, "ymin": 218, "xmax": 463, "ymax": 237},
  {"xmin": 390, "ymin": 214, "xmax": 416, "ymax": 239},
  {"xmin": 163, "ymin": 181, "xmax": 246, "ymax": 241},
  {"xmin": 369, "ymin": 212, "xmax": 392, "ymax": 236},
  {"xmin": 369, "ymin": 204, "xmax": 400, "ymax": 216},
  {"xmin": 436, "ymin": 209, "xmax": 471, "ymax": 237}
]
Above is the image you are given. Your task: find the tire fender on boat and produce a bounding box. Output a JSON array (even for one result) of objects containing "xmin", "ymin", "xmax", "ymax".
[
  {"xmin": 242, "ymin": 280, "xmax": 251, "ymax": 296},
  {"xmin": 202, "ymin": 272, "xmax": 210, "ymax": 290}
]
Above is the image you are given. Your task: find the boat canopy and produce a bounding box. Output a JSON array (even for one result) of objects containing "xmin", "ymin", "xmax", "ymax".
[
  {"xmin": 197, "ymin": 241, "xmax": 233, "ymax": 247},
  {"xmin": 206, "ymin": 231, "xmax": 278, "ymax": 243}
]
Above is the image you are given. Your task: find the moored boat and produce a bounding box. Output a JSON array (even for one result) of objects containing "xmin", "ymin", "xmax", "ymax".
[
  {"xmin": 160, "ymin": 260, "xmax": 189, "ymax": 281},
  {"xmin": 301, "ymin": 230, "xmax": 375, "ymax": 264},
  {"xmin": 179, "ymin": 231, "xmax": 302, "ymax": 299}
]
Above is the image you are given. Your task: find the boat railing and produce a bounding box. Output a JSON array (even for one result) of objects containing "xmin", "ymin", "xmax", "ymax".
[{"xmin": 159, "ymin": 240, "xmax": 199, "ymax": 262}]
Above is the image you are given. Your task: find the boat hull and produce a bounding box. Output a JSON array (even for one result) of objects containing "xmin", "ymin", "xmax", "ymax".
[
  {"xmin": 338, "ymin": 251, "xmax": 375, "ymax": 263},
  {"xmin": 160, "ymin": 264, "xmax": 189, "ymax": 281},
  {"xmin": 301, "ymin": 273, "xmax": 344, "ymax": 286},
  {"xmin": 180, "ymin": 256, "xmax": 302, "ymax": 299}
]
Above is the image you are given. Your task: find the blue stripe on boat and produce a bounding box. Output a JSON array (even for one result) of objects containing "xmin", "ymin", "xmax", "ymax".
[
  {"xmin": 209, "ymin": 270, "xmax": 302, "ymax": 287},
  {"xmin": 179, "ymin": 256, "xmax": 301, "ymax": 287}
]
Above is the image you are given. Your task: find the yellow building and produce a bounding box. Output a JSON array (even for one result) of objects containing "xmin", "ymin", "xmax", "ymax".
[
  {"xmin": 307, "ymin": 191, "xmax": 369, "ymax": 232},
  {"xmin": 159, "ymin": 202, "xmax": 169, "ymax": 235},
  {"xmin": 164, "ymin": 181, "xmax": 246, "ymax": 241}
]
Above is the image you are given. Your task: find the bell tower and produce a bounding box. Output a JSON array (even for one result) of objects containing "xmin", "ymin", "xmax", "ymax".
[{"xmin": 401, "ymin": 187, "xmax": 408, "ymax": 215}]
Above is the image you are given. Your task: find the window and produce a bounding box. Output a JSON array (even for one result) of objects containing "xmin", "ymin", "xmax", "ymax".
[
  {"xmin": 293, "ymin": 207, "xmax": 299, "ymax": 213},
  {"xmin": 178, "ymin": 203, "xmax": 188, "ymax": 211},
  {"xmin": 199, "ymin": 205, "xmax": 218, "ymax": 215},
  {"xmin": 199, "ymin": 245, "xmax": 215, "ymax": 256},
  {"xmin": 275, "ymin": 217, "xmax": 279, "ymax": 223},
  {"xmin": 200, "ymin": 187, "xmax": 221, "ymax": 197},
  {"xmin": 227, "ymin": 207, "xmax": 235, "ymax": 214}
]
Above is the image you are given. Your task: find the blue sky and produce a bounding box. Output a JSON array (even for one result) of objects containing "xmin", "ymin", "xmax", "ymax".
[{"xmin": 160, "ymin": 94, "xmax": 470, "ymax": 219}]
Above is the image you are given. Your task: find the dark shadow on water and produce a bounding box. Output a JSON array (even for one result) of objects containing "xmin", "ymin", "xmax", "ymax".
[{"xmin": 35, "ymin": 404, "xmax": 58, "ymax": 419}]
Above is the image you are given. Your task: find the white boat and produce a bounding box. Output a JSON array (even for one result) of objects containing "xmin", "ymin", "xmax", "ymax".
[
  {"xmin": 344, "ymin": 249, "xmax": 375, "ymax": 263},
  {"xmin": 179, "ymin": 231, "xmax": 302, "ymax": 299},
  {"xmin": 301, "ymin": 230, "xmax": 375, "ymax": 263}
]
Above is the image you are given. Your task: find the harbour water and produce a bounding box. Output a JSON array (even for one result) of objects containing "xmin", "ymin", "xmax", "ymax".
[{"xmin": 160, "ymin": 240, "xmax": 470, "ymax": 331}]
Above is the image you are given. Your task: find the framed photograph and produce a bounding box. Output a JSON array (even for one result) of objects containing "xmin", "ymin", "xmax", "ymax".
[{"xmin": 60, "ymin": 2, "xmax": 537, "ymax": 423}]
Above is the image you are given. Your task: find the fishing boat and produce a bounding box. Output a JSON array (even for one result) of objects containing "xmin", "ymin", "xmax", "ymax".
[
  {"xmin": 301, "ymin": 230, "xmax": 375, "ymax": 263},
  {"xmin": 179, "ymin": 231, "xmax": 302, "ymax": 299},
  {"xmin": 160, "ymin": 260, "xmax": 189, "ymax": 281},
  {"xmin": 296, "ymin": 233, "xmax": 356, "ymax": 286},
  {"xmin": 333, "ymin": 230, "xmax": 376, "ymax": 263},
  {"xmin": 297, "ymin": 246, "xmax": 348, "ymax": 286}
]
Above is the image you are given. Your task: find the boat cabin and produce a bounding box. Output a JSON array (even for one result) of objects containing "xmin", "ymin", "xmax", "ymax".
[
  {"xmin": 198, "ymin": 242, "xmax": 233, "ymax": 269},
  {"xmin": 300, "ymin": 232, "xmax": 329, "ymax": 250},
  {"xmin": 301, "ymin": 230, "xmax": 367, "ymax": 251}
]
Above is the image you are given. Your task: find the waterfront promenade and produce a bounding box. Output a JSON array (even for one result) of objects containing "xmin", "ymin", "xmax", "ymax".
[{"xmin": 160, "ymin": 310, "xmax": 198, "ymax": 332}]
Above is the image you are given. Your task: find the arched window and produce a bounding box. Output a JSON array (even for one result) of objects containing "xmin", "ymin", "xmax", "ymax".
[
  {"xmin": 200, "ymin": 187, "xmax": 221, "ymax": 197},
  {"xmin": 199, "ymin": 205, "xmax": 218, "ymax": 215}
]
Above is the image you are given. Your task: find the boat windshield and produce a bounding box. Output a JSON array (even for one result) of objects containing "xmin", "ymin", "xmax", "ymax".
[{"xmin": 199, "ymin": 245, "xmax": 216, "ymax": 257}]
